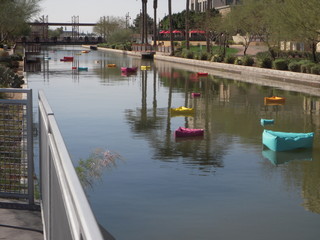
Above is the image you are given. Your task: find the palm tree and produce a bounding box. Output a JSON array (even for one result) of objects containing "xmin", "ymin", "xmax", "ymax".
[
  {"xmin": 141, "ymin": 0, "xmax": 148, "ymax": 44},
  {"xmin": 185, "ymin": 0, "xmax": 190, "ymax": 50},
  {"xmin": 153, "ymin": 0, "xmax": 158, "ymax": 47},
  {"xmin": 168, "ymin": 0, "xmax": 174, "ymax": 55}
]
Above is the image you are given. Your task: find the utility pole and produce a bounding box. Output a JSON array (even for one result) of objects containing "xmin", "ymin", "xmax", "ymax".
[{"xmin": 125, "ymin": 12, "xmax": 130, "ymax": 29}]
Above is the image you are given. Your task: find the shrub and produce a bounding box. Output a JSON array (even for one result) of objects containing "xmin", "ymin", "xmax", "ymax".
[
  {"xmin": 234, "ymin": 57, "xmax": 243, "ymax": 65},
  {"xmin": 211, "ymin": 54, "xmax": 223, "ymax": 62},
  {"xmin": 242, "ymin": 55, "xmax": 254, "ymax": 66},
  {"xmin": 256, "ymin": 51, "xmax": 271, "ymax": 61},
  {"xmin": 273, "ymin": 59, "xmax": 288, "ymax": 70},
  {"xmin": 311, "ymin": 65, "xmax": 320, "ymax": 75},
  {"xmin": 199, "ymin": 52, "xmax": 209, "ymax": 60},
  {"xmin": 224, "ymin": 55, "xmax": 236, "ymax": 64},
  {"xmin": 0, "ymin": 65, "xmax": 24, "ymax": 88},
  {"xmin": 258, "ymin": 57, "xmax": 273, "ymax": 68},
  {"xmin": 288, "ymin": 61, "xmax": 301, "ymax": 72},
  {"xmin": 301, "ymin": 63, "xmax": 316, "ymax": 73}
]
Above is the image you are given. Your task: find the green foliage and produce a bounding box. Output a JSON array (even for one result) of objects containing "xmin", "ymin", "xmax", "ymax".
[
  {"xmin": 242, "ymin": 55, "xmax": 254, "ymax": 66},
  {"xmin": 288, "ymin": 61, "xmax": 301, "ymax": 72},
  {"xmin": 75, "ymin": 149, "xmax": 122, "ymax": 188},
  {"xmin": 0, "ymin": 0, "xmax": 40, "ymax": 43},
  {"xmin": 258, "ymin": 57, "xmax": 273, "ymax": 68},
  {"xmin": 301, "ymin": 62, "xmax": 316, "ymax": 73},
  {"xmin": 273, "ymin": 59, "xmax": 288, "ymax": 70},
  {"xmin": 311, "ymin": 65, "xmax": 320, "ymax": 75},
  {"xmin": 0, "ymin": 65, "xmax": 24, "ymax": 88},
  {"xmin": 211, "ymin": 54, "xmax": 223, "ymax": 62},
  {"xmin": 234, "ymin": 57, "xmax": 243, "ymax": 65},
  {"xmin": 224, "ymin": 55, "xmax": 236, "ymax": 64},
  {"xmin": 181, "ymin": 49, "xmax": 194, "ymax": 59}
]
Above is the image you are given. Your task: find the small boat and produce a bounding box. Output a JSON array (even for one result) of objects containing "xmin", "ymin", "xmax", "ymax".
[
  {"xmin": 197, "ymin": 72, "xmax": 208, "ymax": 77},
  {"xmin": 175, "ymin": 127, "xmax": 204, "ymax": 138},
  {"xmin": 141, "ymin": 66, "xmax": 151, "ymax": 70},
  {"xmin": 264, "ymin": 96, "xmax": 285, "ymax": 105},
  {"xmin": 191, "ymin": 92, "xmax": 201, "ymax": 97},
  {"xmin": 107, "ymin": 64, "xmax": 117, "ymax": 68},
  {"xmin": 60, "ymin": 56, "xmax": 74, "ymax": 62},
  {"xmin": 78, "ymin": 67, "xmax": 88, "ymax": 71},
  {"xmin": 44, "ymin": 57, "xmax": 51, "ymax": 60},
  {"xmin": 263, "ymin": 130, "xmax": 314, "ymax": 151},
  {"xmin": 170, "ymin": 106, "xmax": 194, "ymax": 115},
  {"xmin": 121, "ymin": 67, "xmax": 138, "ymax": 73},
  {"xmin": 90, "ymin": 45, "xmax": 98, "ymax": 50},
  {"xmin": 260, "ymin": 118, "xmax": 274, "ymax": 126},
  {"xmin": 81, "ymin": 50, "xmax": 90, "ymax": 53},
  {"xmin": 72, "ymin": 67, "xmax": 77, "ymax": 70}
]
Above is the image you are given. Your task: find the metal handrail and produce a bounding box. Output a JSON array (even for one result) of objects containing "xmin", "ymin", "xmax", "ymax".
[{"xmin": 38, "ymin": 90, "xmax": 105, "ymax": 240}]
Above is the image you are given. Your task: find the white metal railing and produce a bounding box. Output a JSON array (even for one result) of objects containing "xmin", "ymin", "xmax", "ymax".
[{"xmin": 38, "ymin": 90, "xmax": 106, "ymax": 240}]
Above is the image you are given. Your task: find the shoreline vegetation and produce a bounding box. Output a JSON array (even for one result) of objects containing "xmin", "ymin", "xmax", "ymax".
[
  {"xmin": 96, "ymin": 41, "xmax": 320, "ymax": 76},
  {"xmin": 85, "ymin": 45, "xmax": 320, "ymax": 96}
]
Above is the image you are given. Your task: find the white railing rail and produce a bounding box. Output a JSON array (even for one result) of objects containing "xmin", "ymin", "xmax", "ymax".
[{"xmin": 38, "ymin": 90, "xmax": 105, "ymax": 240}]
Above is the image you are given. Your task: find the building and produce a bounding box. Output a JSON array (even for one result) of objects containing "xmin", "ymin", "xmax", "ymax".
[{"xmin": 190, "ymin": 0, "xmax": 239, "ymax": 12}]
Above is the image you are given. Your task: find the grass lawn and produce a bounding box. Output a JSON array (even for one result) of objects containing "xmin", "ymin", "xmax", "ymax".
[{"xmin": 189, "ymin": 45, "xmax": 239, "ymax": 56}]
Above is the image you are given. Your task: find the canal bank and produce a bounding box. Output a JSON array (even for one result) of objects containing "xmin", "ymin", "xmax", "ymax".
[{"xmin": 90, "ymin": 46, "xmax": 320, "ymax": 97}]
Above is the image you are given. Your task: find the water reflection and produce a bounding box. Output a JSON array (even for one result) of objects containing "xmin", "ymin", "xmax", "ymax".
[
  {"xmin": 262, "ymin": 148, "xmax": 313, "ymax": 166},
  {"xmin": 27, "ymin": 47, "xmax": 320, "ymax": 239}
]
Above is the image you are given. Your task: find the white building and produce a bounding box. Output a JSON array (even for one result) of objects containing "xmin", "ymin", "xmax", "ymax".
[{"xmin": 190, "ymin": 0, "xmax": 239, "ymax": 12}]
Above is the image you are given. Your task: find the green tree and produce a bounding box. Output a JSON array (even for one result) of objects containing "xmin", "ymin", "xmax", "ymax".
[
  {"xmin": 48, "ymin": 27, "xmax": 64, "ymax": 38},
  {"xmin": 132, "ymin": 13, "xmax": 154, "ymax": 35},
  {"xmin": 93, "ymin": 16, "xmax": 126, "ymax": 41},
  {"xmin": 0, "ymin": 0, "xmax": 41, "ymax": 44},
  {"xmin": 270, "ymin": 0, "xmax": 320, "ymax": 62}
]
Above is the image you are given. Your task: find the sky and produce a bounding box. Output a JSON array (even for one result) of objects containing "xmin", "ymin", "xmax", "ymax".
[{"xmin": 38, "ymin": 0, "xmax": 186, "ymax": 32}]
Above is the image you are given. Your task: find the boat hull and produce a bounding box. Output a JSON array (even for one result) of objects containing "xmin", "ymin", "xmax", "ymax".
[
  {"xmin": 260, "ymin": 118, "xmax": 274, "ymax": 126},
  {"xmin": 264, "ymin": 96, "xmax": 285, "ymax": 105},
  {"xmin": 170, "ymin": 107, "xmax": 194, "ymax": 116},
  {"xmin": 175, "ymin": 127, "xmax": 204, "ymax": 138},
  {"xmin": 263, "ymin": 130, "xmax": 314, "ymax": 151},
  {"xmin": 121, "ymin": 67, "xmax": 138, "ymax": 73}
]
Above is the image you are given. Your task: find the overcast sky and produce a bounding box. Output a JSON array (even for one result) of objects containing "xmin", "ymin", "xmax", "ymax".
[{"xmin": 39, "ymin": 0, "xmax": 186, "ymax": 24}]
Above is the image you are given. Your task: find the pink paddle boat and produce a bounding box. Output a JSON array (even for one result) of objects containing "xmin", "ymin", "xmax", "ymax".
[{"xmin": 175, "ymin": 127, "xmax": 204, "ymax": 138}]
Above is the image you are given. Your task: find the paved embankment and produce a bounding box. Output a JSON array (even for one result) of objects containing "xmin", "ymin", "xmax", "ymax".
[
  {"xmin": 153, "ymin": 54, "xmax": 320, "ymax": 97},
  {"xmin": 92, "ymin": 46, "xmax": 320, "ymax": 96}
]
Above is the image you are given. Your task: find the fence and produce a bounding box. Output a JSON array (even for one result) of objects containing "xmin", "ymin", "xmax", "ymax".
[
  {"xmin": 0, "ymin": 88, "xmax": 34, "ymax": 206},
  {"xmin": 38, "ymin": 90, "xmax": 108, "ymax": 240}
]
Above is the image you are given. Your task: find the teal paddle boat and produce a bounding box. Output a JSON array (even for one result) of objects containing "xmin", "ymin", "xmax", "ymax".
[
  {"xmin": 260, "ymin": 118, "xmax": 274, "ymax": 126},
  {"xmin": 262, "ymin": 130, "xmax": 314, "ymax": 151}
]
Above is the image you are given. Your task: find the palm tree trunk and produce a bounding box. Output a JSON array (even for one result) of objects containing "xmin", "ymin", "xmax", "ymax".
[
  {"xmin": 144, "ymin": 0, "xmax": 148, "ymax": 44},
  {"xmin": 168, "ymin": 0, "xmax": 174, "ymax": 55},
  {"xmin": 206, "ymin": 0, "xmax": 211, "ymax": 53},
  {"xmin": 186, "ymin": 0, "xmax": 190, "ymax": 50},
  {"xmin": 153, "ymin": 0, "xmax": 158, "ymax": 47}
]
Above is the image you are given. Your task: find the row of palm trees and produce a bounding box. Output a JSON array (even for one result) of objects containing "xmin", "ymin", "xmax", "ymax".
[{"xmin": 141, "ymin": 0, "xmax": 200, "ymax": 55}]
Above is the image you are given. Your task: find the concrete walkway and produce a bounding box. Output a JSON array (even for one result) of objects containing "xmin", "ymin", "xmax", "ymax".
[{"xmin": 0, "ymin": 199, "xmax": 43, "ymax": 240}]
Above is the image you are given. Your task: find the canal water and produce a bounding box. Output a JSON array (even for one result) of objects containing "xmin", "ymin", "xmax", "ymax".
[{"xmin": 27, "ymin": 46, "xmax": 320, "ymax": 240}]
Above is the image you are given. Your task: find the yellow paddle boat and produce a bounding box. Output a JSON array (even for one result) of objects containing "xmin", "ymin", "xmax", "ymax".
[
  {"xmin": 141, "ymin": 66, "xmax": 151, "ymax": 70},
  {"xmin": 264, "ymin": 96, "xmax": 285, "ymax": 105},
  {"xmin": 170, "ymin": 106, "xmax": 194, "ymax": 116},
  {"xmin": 107, "ymin": 64, "xmax": 117, "ymax": 68}
]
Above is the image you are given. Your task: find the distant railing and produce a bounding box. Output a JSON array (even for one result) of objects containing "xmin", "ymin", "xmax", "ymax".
[{"xmin": 38, "ymin": 91, "xmax": 107, "ymax": 240}]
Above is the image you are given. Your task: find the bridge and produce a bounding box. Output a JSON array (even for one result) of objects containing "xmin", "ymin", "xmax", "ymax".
[{"xmin": 21, "ymin": 16, "xmax": 102, "ymax": 45}]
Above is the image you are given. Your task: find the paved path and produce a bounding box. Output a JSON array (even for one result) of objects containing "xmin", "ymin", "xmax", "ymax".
[
  {"xmin": 231, "ymin": 44, "xmax": 268, "ymax": 56},
  {"xmin": 0, "ymin": 200, "xmax": 43, "ymax": 240}
]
